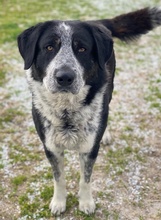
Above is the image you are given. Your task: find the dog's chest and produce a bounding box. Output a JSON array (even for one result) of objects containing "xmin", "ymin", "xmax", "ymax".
[
  {"xmin": 33, "ymin": 85, "xmax": 104, "ymax": 151},
  {"xmin": 53, "ymin": 106, "xmax": 95, "ymax": 148}
]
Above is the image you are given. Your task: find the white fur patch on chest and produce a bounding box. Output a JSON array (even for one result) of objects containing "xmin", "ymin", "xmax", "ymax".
[{"xmin": 26, "ymin": 69, "xmax": 105, "ymax": 153}]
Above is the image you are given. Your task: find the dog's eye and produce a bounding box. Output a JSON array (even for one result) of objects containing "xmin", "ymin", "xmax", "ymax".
[
  {"xmin": 78, "ymin": 47, "xmax": 86, "ymax": 53},
  {"xmin": 46, "ymin": 46, "xmax": 54, "ymax": 51}
]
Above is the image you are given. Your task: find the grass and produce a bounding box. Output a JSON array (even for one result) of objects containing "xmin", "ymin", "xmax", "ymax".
[
  {"xmin": 12, "ymin": 175, "xmax": 27, "ymax": 186},
  {"xmin": 0, "ymin": 107, "xmax": 25, "ymax": 128},
  {"xmin": 145, "ymin": 80, "xmax": 161, "ymax": 112},
  {"xmin": 1, "ymin": 0, "xmax": 155, "ymax": 46},
  {"xmin": 18, "ymin": 181, "xmax": 54, "ymax": 218},
  {"xmin": 40, "ymin": 186, "xmax": 53, "ymax": 201},
  {"xmin": 11, "ymin": 175, "xmax": 27, "ymax": 191},
  {"xmin": 105, "ymin": 146, "xmax": 143, "ymax": 175},
  {"xmin": 0, "ymin": 70, "xmax": 6, "ymax": 86},
  {"xmin": 19, "ymin": 196, "xmax": 42, "ymax": 218},
  {"xmin": 0, "ymin": 0, "xmax": 100, "ymax": 45}
]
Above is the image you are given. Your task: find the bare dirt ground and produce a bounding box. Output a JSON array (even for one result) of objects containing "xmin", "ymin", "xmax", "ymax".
[{"xmin": 1, "ymin": 9, "xmax": 161, "ymax": 220}]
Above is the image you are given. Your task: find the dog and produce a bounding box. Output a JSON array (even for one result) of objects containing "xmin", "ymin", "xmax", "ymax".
[{"xmin": 17, "ymin": 7, "xmax": 161, "ymax": 215}]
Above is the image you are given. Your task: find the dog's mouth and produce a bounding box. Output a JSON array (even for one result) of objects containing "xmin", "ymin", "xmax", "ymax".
[{"xmin": 57, "ymin": 86, "xmax": 80, "ymax": 95}]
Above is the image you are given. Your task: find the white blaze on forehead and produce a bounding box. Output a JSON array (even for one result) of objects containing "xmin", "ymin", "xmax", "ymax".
[
  {"xmin": 59, "ymin": 22, "xmax": 71, "ymax": 32},
  {"xmin": 57, "ymin": 22, "xmax": 73, "ymax": 42}
]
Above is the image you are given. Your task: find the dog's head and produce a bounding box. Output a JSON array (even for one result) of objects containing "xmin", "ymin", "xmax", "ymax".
[{"xmin": 18, "ymin": 21, "xmax": 113, "ymax": 94}]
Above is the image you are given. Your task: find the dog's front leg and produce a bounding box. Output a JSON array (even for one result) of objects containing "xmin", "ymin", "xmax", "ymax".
[
  {"xmin": 79, "ymin": 153, "xmax": 96, "ymax": 214},
  {"xmin": 45, "ymin": 148, "xmax": 66, "ymax": 215}
]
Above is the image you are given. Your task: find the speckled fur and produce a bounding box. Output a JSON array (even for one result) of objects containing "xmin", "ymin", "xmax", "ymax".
[
  {"xmin": 43, "ymin": 23, "xmax": 84, "ymax": 94},
  {"xmin": 26, "ymin": 68, "xmax": 106, "ymax": 152}
]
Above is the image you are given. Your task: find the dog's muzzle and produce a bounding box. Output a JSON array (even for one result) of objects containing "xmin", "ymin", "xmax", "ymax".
[
  {"xmin": 44, "ymin": 65, "xmax": 84, "ymax": 94},
  {"xmin": 55, "ymin": 70, "xmax": 75, "ymax": 87},
  {"xmin": 54, "ymin": 68, "xmax": 79, "ymax": 93}
]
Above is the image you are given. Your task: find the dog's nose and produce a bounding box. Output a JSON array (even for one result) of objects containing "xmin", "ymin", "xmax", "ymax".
[{"xmin": 56, "ymin": 71, "xmax": 75, "ymax": 86}]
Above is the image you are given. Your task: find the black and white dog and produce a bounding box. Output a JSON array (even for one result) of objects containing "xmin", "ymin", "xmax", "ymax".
[{"xmin": 18, "ymin": 8, "xmax": 161, "ymax": 215}]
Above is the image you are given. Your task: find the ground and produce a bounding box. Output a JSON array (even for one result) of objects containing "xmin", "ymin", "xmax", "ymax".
[{"xmin": 0, "ymin": 0, "xmax": 161, "ymax": 219}]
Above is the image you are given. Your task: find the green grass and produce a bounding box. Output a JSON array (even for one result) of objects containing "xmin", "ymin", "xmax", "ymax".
[
  {"xmin": 105, "ymin": 145, "xmax": 145, "ymax": 176},
  {"xmin": 19, "ymin": 196, "xmax": 41, "ymax": 217},
  {"xmin": 14, "ymin": 171, "xmax": 54, "ymax": 218},
  {"xmin": 0, "ymin": 107, "xmax": 25, "ymax": 128},
  {"xmin": 0, "ymin": 0, "xmax": 99, "ymax": 45},
  {"xmin": 11, "ymin": 175, "xmax": 27, "ymax": 189},
  {"xmin": 1, "ymin": 0, "xmax": 132, "ymax": 46},
  {"xmin": 145, "ymin": 79, "xmax": 161, "ymax": 112},
  {"xmin": 18, "ymin": 185, "xmax": 53, "ymax": 218},
  {"xmin": 66, "ymin": 193, "xmax": 79, "ymax": 211},
  {"xmin": 106, "ymin": 146, "xmax": 132, "ymax": 174},
  {"xmin": 0, "ymin": 164, "xmax": 4, "ymax": 169},
  {"xmin": 0, "ymin": 70, "xmax": 6, "ymax": 86},
  {"xmin": 9, "ymin": 143, "xmax": 42, "ymax": 164},
  {"xmin": 40, "ymin": 186, "xmax": 53, "ymax": 202}
]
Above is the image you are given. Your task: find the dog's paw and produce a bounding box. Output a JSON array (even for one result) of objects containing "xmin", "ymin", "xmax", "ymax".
[
  {"xmin": 101, "ymin": 128, "xmax": 112, "ymax": 145},
  {"xmin": 79, "ymin": 197, "xmax": 96, "ymax": 214},
  {"xmin": 49, "ymin": 196, "xmax": 66, "ymax": 215}
]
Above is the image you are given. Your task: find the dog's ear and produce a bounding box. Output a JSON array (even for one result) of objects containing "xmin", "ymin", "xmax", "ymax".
[
  {"xmin": 92, "ymin": 25, "xmax": 113, "ymax": 69},
  {"xmin": 17, "ymin": 24, "xmax": 42, "ymax": 70}
]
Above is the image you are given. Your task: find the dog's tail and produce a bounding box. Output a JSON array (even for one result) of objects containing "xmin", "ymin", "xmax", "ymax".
[{"xmin": 97, "ymin": 7, "xmax": 161, "ymax": 42}]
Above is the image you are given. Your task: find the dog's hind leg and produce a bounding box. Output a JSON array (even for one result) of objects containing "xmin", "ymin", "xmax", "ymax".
[
  {"xmin": 78, "ymin": 153, "xmax": 96, "ymax": 214},
  {"xmin": 45, "ymin": 148, "xmax": 67, "ymax": 215},
  {"xmin": 101, "ymin": 126, "xmax": 112, "ymax": 145}
]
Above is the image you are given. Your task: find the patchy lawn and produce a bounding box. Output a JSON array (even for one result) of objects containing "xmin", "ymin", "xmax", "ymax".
[{"xmin": 0, "ymin": 0, "xmax": 161, "ymax": 219}]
